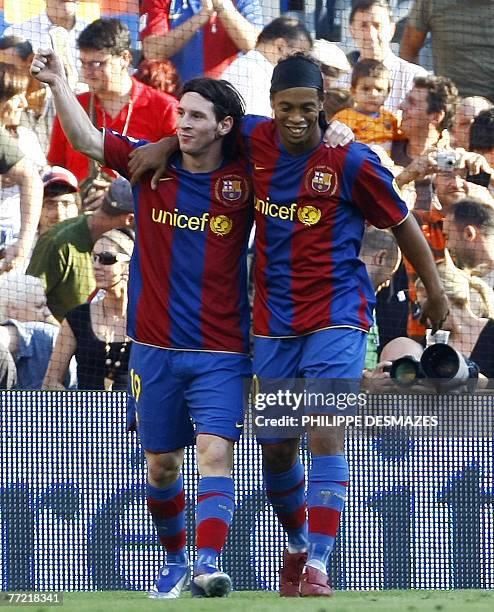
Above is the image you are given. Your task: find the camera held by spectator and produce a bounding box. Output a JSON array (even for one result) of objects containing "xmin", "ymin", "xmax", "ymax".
[
  {"xmin": 436, "ymin": 150, "xmax": 458, "ymax": 172},
  {"xmin": 389, "ymin": 329, "xmax": 479, "ymax": 391}
]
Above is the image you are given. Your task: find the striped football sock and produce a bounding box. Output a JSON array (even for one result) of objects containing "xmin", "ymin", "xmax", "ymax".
[
  {"xmin": 307, "ymin": 454, "xmax": 349, "ymax": 573},
  {"xmin": 264, "ymin": 459, "xmax": 308, "ymax": 552},
  {"xmin": 147, "ymin": 476, "xmax": 187, "ymax": 564},
  {"xmin": 195, "ymin": 476, "xmax": 235, "ymax": 571}
]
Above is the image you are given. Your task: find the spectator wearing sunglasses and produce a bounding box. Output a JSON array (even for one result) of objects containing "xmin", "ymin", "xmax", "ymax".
[
  {"xmin": 27, "ymin": 176, "xmax": 134, "ymax": 322},
  {"xmin": 43, "ymin": 227, "xmax": 134, "ymax": 390}
]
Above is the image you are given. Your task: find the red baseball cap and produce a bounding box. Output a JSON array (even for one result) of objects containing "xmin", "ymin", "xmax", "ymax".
[{"xmin": 42, "ymin": 166, "xmax": 80, "ymax": 193}]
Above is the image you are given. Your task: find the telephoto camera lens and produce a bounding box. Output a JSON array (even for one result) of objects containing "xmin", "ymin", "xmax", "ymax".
[
  {"xmin": 390, "ymin": 356, "xmax": 423, "ymax": 386},
  {"xmin": 420, "ymin": 344, "xmax": 479, "ymax": 389}
]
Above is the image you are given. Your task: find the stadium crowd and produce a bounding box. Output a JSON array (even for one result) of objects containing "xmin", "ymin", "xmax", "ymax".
[{"xmin": 0, "ymin": 0, "xmax": 493, "ymax": 599}]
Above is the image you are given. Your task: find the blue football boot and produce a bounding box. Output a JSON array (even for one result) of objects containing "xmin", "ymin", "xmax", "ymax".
[{"xmin": 148, "ymin": 562, "xmax": 190, "ymax": 599}]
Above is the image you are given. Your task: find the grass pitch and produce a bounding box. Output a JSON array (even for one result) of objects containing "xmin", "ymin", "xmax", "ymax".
[{"xmin": 28, "ymin": 590, "xmax": 494, "ymax": 612}]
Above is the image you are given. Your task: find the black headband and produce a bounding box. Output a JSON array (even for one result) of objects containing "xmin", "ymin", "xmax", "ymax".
[{"xmin": 270, "ymin": 55, "xmax": 324, "ymax": 96}]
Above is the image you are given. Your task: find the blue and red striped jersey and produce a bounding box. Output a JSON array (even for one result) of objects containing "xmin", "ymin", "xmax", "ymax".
[
  {"xmin": 241, "ymin": 116, "xmax": 409, "ymax": 338},
  {"xmin": 139, "ymin": 0, "xmax": 263, "ymax": 81},
  {"xmin": 104, "ymin": 130, "xmax": 253, "ymax": 354}
]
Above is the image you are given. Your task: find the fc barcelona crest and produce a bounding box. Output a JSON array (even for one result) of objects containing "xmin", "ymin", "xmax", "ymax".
[
  {"xmin": 312, "ymin": 171, "xmax": 332, "ymax": 193},
  {"xmin": 222, "ymin": 179, "xmax": 242, "ymax": 201},
  {"xmin": 215, "ymin": 174, "xmax": 249, "ymax": 207},
  {"xmin": 305, "ymin": 166, "xmax": 338, "ymax": 196}
]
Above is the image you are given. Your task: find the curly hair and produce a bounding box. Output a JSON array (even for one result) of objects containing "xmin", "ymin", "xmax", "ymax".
[
  {"xmin": 135, "ymin": 59, "xmax": 181, "ymax": 97},
  {"xmin": 413, "ymin": 75, "xmax": 459, "ymax": 132}
]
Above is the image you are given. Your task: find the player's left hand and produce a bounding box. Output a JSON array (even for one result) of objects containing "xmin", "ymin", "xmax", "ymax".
[
  {"xmin": 419, "ymin": 291, "xmax": 450, "ymax": 334},
  {"xmin": 128, "ymin": 138, "xmax": 177, "ymax": 188},
  {"xmin": 323, "ymin": 120, "xmax": 354, "ymax": 148}
]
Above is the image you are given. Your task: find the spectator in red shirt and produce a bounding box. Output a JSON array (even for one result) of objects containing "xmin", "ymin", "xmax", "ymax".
[
  {"xmin": 139, "ymin": 0, "xmax": 263, "ymax": 82},
  {"xmin": 47, "ymin": 19, "xmax": 178, "ymax": 187}
]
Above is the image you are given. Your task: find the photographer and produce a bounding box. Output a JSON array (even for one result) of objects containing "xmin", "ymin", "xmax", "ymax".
[
  {"xmin": 394, "ymin": 145, "xmax": 493, "ymax": 342},
  {"xmin": 416, "ymin": 253, "xmax": 494, "ymax": 379},
  {"xmin": 364, "ymin": 336, "xmax": 424, "ymax": 391},
  {"xmin": 394, "ymin": 78, "xmax": 494, "ymax": 209},
  {"xmin": 359, "ymin": 226, "xmax": 401, "ymax": 370},
  {"xmin": 393, "ymin": 75, "xmax": 459, "ymax": 210}
]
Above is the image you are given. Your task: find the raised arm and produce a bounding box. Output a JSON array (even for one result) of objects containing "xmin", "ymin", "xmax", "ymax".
[
  {"xmin": 30, "ymin": 49, "xmax": 104, "ymax": 164},
  {"xmin": 391, "ymin": 215, "xmax": 449, "ymax": 331},
  {"xmin": 143, "ymin": 2, "xmax": 213, "ymax": 60},
  {"xmin": 42, "ymin": 319, "xmax": 77, "ymax": 390},
  {"xmin": 142, "ymin": 0, "xmax": 258, "ymax": 60},
  {"xmin": 213, "ymin": 0, "xmax": 259, "ymax": 53}
]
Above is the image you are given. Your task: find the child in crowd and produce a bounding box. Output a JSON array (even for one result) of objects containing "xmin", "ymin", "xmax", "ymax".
[{"xmin": 333, "ymin": 59, "xmax": 404, "ymax": 152}]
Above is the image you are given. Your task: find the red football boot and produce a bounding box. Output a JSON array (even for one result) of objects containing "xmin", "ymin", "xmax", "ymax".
[
  {"xmin": 279, "ymin": 549, "xmax": 307, "ymax": 597},
  {"xmin": 299, "ymin": 565, "xmax": 333, "ymax": 597}
]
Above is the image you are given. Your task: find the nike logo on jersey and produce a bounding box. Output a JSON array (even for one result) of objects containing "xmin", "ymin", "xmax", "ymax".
[
  {"xmin": 235, "ymin": 422, "xmax": 244, "ymax": 429},
  {"xmin": 254, "ymin": 164, "xmax": 266, "ymax": 171},
  {"xmin": 159, "ymin": 177, "xmax": 174, "ymax": 182}
]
